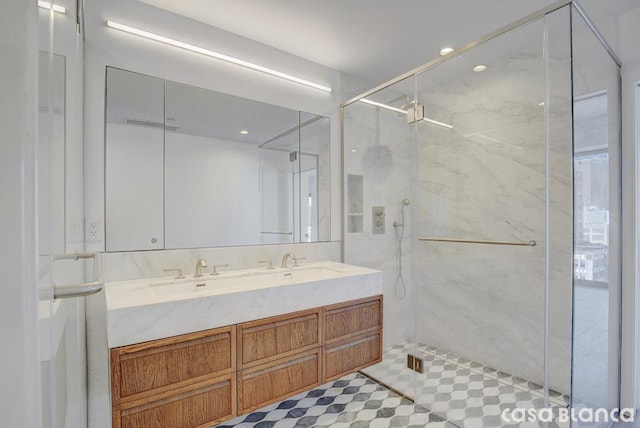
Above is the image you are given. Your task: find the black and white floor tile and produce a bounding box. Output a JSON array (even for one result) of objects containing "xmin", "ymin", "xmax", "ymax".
[
  {"xmin": 214, "ymin": 343, "xmax": 575, "ymax": 428},
  {"xmin": 213, "ymin": 372, "xmax": 456, "ymax": 428},
  {"xmin": 362, "ymin": 342, "xmax": 569, "ymax": 428}
]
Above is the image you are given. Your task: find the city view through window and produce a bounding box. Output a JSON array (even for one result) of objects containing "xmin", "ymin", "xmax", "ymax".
[{"xmin": 573, "ymin": 93, "xmax": 609, "ymax": 284}]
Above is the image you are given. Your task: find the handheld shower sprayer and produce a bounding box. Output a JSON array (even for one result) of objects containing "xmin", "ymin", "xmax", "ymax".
[
  {"xmin": 394, "ymin": 199, "xmax": 410, "ymax": 228},
  {"xmin": 394, "ymin": 198, "xmax": 410, "ymax": 299}
]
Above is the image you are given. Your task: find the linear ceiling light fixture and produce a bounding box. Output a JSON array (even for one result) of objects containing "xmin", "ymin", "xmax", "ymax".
[
  {"xmin": 421, "ymin": 117, "xmax": 454, "ymax": 129},
  {"xmin": 106, "ymin": 20, "xmax": 332, "ymax": 93},
  {"xmin": 359, "ymin": 98, "xmax": 407, "ymax": 114},
  {"xmin": 359, "ymin": 98, "xmax": 453, "ymax": 129},
  {"xmin": 38, "ymin": 1, "xmax": 66, "ymax": 14}
]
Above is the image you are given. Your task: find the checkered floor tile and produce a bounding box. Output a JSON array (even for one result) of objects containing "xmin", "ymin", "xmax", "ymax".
[
  {"xmin": 214, "ymin": 343, "xmax": 581, "ymax": 427},
  {"xmin": 362, "ymin": 342, "xmax": 570, "ymax": 428},
  {"xmin": 213, "ymin": 372, "xmax": 456, "ymax": 428}
]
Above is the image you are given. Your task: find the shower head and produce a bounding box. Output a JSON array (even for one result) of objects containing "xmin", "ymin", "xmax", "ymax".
[{"xmin": 402, "ymin": 199, "xmax": 410, "ymax": 206}]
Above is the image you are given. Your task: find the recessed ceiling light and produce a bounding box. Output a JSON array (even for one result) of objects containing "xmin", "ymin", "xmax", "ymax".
[
  {"xmin": 440, "ymin": 47, "xmax": 454, "ymax": 56},
  {"xmin": 538, "ymin": 101, "xmax": 545, "ymax": 106},
  {"xmin": 351, "ymin": 149, "xmax": 357, "ymax": 153},
  {"xmin": 240, "ymin": 130, "xmax": 249, "ymax": 135},
  {"xmin": 473, "ymin": 65, "xmax": 487, "ymax": 72}
]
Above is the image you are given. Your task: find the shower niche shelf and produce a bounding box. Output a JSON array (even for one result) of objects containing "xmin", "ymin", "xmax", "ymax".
[{"xmin": 347, "ymin": 174, "xmax": 364, "ymax": 233}]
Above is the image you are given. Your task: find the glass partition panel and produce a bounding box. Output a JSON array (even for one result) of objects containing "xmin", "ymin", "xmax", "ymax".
[
  {"xmin": 300, "ymin": 112, "xmax": 331, "ymax": 243},
  {"xmin": 342, "ymin": 2, "xmax": 622, "ymax": 425},
  {"xmin": 343, "ymin": 77, "xmax": 418, "ymax": 397},
  {"xmin": 413, "ymin": 16, "xmax": 563, "ymax": 423},
  {"xmin": 571, "ymin": 5, "xmax": 621, "ymax": 411},
  {"xmin": 258, "ymin": 117, "xmax": 300, "ymax": 244}
]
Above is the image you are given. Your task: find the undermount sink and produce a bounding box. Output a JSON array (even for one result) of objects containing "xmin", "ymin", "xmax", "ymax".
[
  {"xmin": 105, "ymin": 261, "xmax": 382, "ymax": 348},
  {"xmin": 149, "ymin": 265, "xmax": 344, "ymax": 296}
]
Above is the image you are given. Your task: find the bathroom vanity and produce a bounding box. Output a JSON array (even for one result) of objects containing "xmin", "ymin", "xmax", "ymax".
[{"xmin": 105, "ymin": 262, "xmax": 382, "ymax": 427}]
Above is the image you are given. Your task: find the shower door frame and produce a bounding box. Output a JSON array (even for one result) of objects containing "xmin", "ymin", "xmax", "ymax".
[{"xmin": 340, "ymin": 0, "xmax": 626, "ymax": 414}]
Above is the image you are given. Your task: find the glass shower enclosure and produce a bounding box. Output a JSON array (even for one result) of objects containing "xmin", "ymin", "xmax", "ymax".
[{"xmin": 342, "ymin": 1, "xmax": 621, "ymax": 425}]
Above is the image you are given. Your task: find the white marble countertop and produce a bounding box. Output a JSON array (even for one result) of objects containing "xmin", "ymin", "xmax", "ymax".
[{"xmin": 105, "ymin": 261, "xmax": 382, "ymax": 348}]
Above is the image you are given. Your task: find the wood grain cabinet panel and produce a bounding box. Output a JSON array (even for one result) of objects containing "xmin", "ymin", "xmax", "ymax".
[
  {"xmin": 238, "ymin": 349, "xmax": 321, "ymax": 414},
  {"xmin": 324, "ymin": 296, "xmax": 382, "ymax": 344},
  {"xmin": 324, "ymin": 332, "xmax": 382, "ymax": 382},
  {"xmin": 111, "ymin": 295, "xmax": 383, "ymax": 426},
  {"xmin": 238, "ymin": 308, "xmax": 321, "ymax": 369},
  {"xmin": 117, "ymin": 376, "xmax": 236, "ymax": 428},
  {"xmin": 111, "ymin": 326, "xmax": 235, "ymax": 405}
]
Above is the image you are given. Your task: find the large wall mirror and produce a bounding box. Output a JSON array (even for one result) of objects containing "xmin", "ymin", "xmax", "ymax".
[{"xmin": 105, "ymin": 67, "xmax": 331, "ymax": 251}]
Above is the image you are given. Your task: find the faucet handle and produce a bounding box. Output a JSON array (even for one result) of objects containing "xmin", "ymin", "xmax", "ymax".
[
  {"xmin": 258, "ymin": 260, "xmax": 274, "ymax": 269},
  {"xmin": 210, "ymin": 264, "xmax": 229, "ymax": 276},
  {"xmin": 292, "ymin": 257, "xmax": 307, "ymax": 267},
  {"xmin": 163, "ymin": 268, "xmax": 185, "ymax": 279}
]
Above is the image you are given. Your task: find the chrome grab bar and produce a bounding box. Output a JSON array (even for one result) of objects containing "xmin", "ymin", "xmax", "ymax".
[
  {"xmin": 419, "ymin": 237, "xmax": 536, "ymax": 247},
  {"xmin": 52, "ymin": 252, "xmax": 104, "ymax": 299}
]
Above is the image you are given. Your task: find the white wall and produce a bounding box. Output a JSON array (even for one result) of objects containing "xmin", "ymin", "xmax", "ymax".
[{"xmin": 0, "ymin": 1, "xmax": 40, "ymax": 427}]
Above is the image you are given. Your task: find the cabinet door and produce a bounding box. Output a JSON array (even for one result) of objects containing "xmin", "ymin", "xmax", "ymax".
[
  {"xmin": 238, "ymin": 349, "xmax": 321, "ymax": 414},
  {"xmin": 115, "ymin": 375, "xmax": 236, "ymax": 428},
  {"xmin": 111, "ymin": 326, "xmax": 235, "ymax": 405},
  {"xmin": 238, "ymin": 308, "xmax": 321, "ymax": 369},
  {"xmin": 324, "ymin": 295, "xmax": 382, "ymax": 344},
  {"xmin": 324, "ymin": 332, "xmax": 382, "ymax": 382}
]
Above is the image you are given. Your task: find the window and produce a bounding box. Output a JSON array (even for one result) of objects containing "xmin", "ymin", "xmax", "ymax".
[{"xmin": 574, "ymin": 92, "xmax": 609, "ymax": 284}]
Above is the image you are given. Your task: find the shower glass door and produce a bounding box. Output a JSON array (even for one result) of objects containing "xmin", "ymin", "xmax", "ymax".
[
  {"xmin": 343, "ymin": 2, "xmax": 622, "ymax": 426},
  {"xmin": 411, "ymin": 8, "xmax": 573, "ymax": 425},
  {"xmin": 343, "ymin": 78, "xmax": 419, "ymax": 396}
]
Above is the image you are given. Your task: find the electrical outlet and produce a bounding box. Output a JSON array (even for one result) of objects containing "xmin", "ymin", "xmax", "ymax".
[{"xmin": 86, "ymin": 219, "xmax": 103, "ymax": 242}]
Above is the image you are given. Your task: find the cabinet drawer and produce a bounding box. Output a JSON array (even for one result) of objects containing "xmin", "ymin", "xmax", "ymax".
[
  {"xmin": 238, "ymin": 308, "xmax": 321, "ymax": 369},
  {"xmin": 324, "ymin": 331, "xmax": 382, "ymax": 382},
  {"xmin": 324, "ymin": 296, "xmax": 382, "ymax": 344},
  {"xmin": 115, "ymin": 375, "xmax": 236, "ymax": 428},
  {"xmin": 238, "ymin": 349, "xmax": 321, "ymax": 414},
  {"xmin": 111, "ymin": 326, "xmax": 235, "ymax": 404}
]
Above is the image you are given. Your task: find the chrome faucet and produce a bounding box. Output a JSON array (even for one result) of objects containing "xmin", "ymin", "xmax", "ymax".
[
  {"xmin": 194, "ymin": 259, "xmax": 207, "ymax": 277},
  {"xmin": 280, "ymin": 253, "xmax": 297, "ymax": 268}
]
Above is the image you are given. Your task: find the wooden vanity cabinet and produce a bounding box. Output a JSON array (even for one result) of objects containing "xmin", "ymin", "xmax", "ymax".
[
  {"xmin": 323, "ymin": 296, "xmax": 383, "ymax": 381},
  {"xmin": 237, "ymin": 308, "xmax": 322, "ymax": 369},
  {"xmin": 236, "ymin": 309, "xmax": 322, "ymax": 413},
  {"xmin": 110, "ymin": 296, "xmax": 382, "ymax": 427},
  {"xmin": 238, "ymin": 348, "xmax": 322, "ymax": 414},
  {"xmin": 110, "ymin": 325, "xmax": 236, "ymax": 428}
]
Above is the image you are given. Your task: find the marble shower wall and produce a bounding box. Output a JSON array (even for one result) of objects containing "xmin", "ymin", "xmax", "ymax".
[
  {"xmin": 343, "ymin": 96, "xmax": 416, "ymax": 348},
  {"xmin": 414, "ymin": 13, "xmax": 573, "ymax": 394}
]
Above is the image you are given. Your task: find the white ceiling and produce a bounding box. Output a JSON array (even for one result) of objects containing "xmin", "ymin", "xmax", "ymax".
[{"xmin": 137, "ymin": 0, "xmax": 563, "ymax": 85}]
